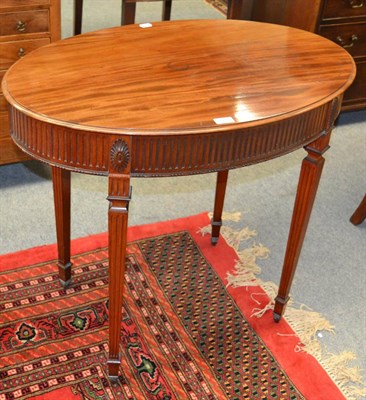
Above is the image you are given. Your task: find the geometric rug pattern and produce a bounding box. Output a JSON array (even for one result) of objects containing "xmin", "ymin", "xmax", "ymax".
[
  {"xmin": 1, "ymin": 232, "xmax": 302, "ymax": 399},
  {"xmin": 0, "ymin": 213, "xmax": 347, "ymax": 399}
]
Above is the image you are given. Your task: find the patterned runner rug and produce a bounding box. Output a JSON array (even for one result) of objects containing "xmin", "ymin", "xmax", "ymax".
[{"xmin": 0, "ymin": 214, "xmax": 348, "ymax": 399}]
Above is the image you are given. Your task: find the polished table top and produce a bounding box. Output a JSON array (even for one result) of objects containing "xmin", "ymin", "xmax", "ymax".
[
  {"xmin": 3, "ymin": 19, "xmax": 354, "ymax": 136},
  {"xmin": 2, "ymin": 19, "xmax": 356, "ymax": 379}
]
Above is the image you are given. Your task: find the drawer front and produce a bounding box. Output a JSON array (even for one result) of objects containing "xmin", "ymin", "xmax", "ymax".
[
  {"xmin": 1, "ymin": 70, "xmax": 7, "ymax": 112},
  {"xmin": 319, "ymin": 22, "xmax": 366, "ymax": 57},
  {"xmin": 343, "ymin": 60, "xmax": 366, "ymax": 102},
  {"xmin": 0, "ymin": 70, "xmax": 5, "ymax": 91},
  {"xmin": 0, "ymin": 93, "xmax": 7, "ymax": 113},
  {"xmin": 0, "ymin": 136, "xmax": 30, "ymax": 164},
  {"xmin": 323, "ymin": 0, "xmax": 366, "ymax": 20},
  {"xmin": 0, "ymin": 38, "xmax": 50, "ymax": 69},
  {"xmin": 0, "ymin": 111, "xmax": 9, "ymax": 139},
  {"xmin": 0, "ymin": 10, "xmax": 49, "ymax": 36},
  {"xmin": 0, "ymin": 105, "xmax": 28, "ymax": 163},
  {"xmin": 1, "ymin": 1, "xmax": 50, "ymax": 8}
]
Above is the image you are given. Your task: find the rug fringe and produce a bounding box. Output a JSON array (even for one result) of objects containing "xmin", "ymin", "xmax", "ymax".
[
  {"xmin": 209, "ymin": 212, "xmax": 366, "ymax": 399},
  {"xmin": 319, "ymin": 352, "xmax": 366, "ymax": 400},
  {"xmin": 255, "ymin": 293, "xmax": 366, "ymax": 399},
  {"xmin": 226, "ymin": 244, "xmax": 270, "ymax": 288},
  {"xmin": 208, "ymin": 211, "xmax": 243, "ymax": 222},
  {"xmin": 222, "ymin": 226, "xmax": 257, "ymax": 250},
  {"xmin": 284, "ymin": 305, "xmax": 335, "ymax": 358}
]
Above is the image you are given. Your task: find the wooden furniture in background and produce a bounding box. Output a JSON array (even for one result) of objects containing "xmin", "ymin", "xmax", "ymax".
[
  {"xmin": 238, "ymin": 0, "xmax": 366, "ymax": 111},
  {"xmin": 74, "ymin": 0, "xmax": 172, "ymax": 34},
  {"xmin": 74, "ymin": 0, "xmax": 245, "ymax": 34},
  {"xmin": 122, "ymin": 0, "xmax": 172, "ymax": 25},
  {"xmin": 0, "ymin": 0, "xmax": 61, "ymax": 165},
  {"xmin": 2, "ymin": 20, "xmax": 355, "ymax": 378}
]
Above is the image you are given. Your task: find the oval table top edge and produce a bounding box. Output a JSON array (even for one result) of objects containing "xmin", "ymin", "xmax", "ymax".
[{"xmin": 2, "ymin": 19, "xmax": 356, "ymax": 137}]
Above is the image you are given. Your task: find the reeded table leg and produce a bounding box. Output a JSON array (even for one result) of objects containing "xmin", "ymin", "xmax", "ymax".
[
  {"xmin": 52, "ymin": 166, "xmax": 72, "ymax": 286},
  {"xmin": 211, "ymin": 170, "xmax": 229, "ymax": 245},
  {"xmin": 274, "ymin": 131, "xmax": 332, "ymax": 322}
]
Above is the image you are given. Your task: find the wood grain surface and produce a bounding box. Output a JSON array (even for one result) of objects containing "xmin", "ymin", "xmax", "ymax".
[{"xmin": 3, "ymin": 20, "xmax": 355, "ymax": 134}]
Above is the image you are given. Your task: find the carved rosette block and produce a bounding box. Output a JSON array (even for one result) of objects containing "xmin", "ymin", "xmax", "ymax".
[
  {"xmin": 327, "ymin": 96, "xmax": 341, "ymax": 131},
  {"xmin": 110, "ymin": 139, "xmax": 130, "ymax": 173}
]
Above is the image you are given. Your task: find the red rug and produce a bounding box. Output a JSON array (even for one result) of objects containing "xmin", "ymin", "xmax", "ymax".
[{"xmin": 0, "ymin": 213, "xmax": 345, "ymax": 399}]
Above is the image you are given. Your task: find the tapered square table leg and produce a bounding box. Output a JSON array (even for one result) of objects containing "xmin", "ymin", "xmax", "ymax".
[
  {"xmin": 107, "ymin": 173, "xmax": 131, "ymax": 378},
  {"xmin": 274, "ymin": 131, "xmax": 332, "ymax": 321},
  {"xmin": 211, "ymin": 170, "xmax": 229, "ymax": 245},
  {"xmin": 52, "ymin": 166, "xmax": 72, "ymax": 286},
  {"xmin": 107, "ymin": 139, "xmax": 131, "ymax": 379}
]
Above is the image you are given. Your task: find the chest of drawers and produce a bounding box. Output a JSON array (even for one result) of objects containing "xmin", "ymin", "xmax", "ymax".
[
  {"xmin": 238, "ymin": 0, "xmax": 366, "ymax": 111},
  {"xmin": 319, "ymin": 0, "xmax": 365, "ymax": 110},
  {"xmin": 0, "ymin": 0, "xmax": 61, "ymax": 165}
]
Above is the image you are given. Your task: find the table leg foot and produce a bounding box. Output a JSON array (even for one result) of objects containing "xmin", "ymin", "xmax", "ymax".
[
  {"xmin": 211, "ymin": 221, "xmax": 222, "ymax": 245},
  {"xmin": 58, "ymin": 261, "xmax": 72, "ymax": 286},
  {"xmin": 273, "ymin": 295, "xmax": 289, "ymax": 322},
  {"xmin": 107, "ymin": 357, "xmax": 121, "ymax": 380},
  {"xmin": 211, "ymin": 237, "xmax": 219, "ymax": 246},
  {"xmin": 60, "ymin": 279, "xmax": 71, "ymax": 288},
  {"xmin": 211, "ymin": 170, "xmax": 229, "ymax": 245},
  {"xmin": 273, "ymin": 312, "xmax": 281, "ymax": 323}
]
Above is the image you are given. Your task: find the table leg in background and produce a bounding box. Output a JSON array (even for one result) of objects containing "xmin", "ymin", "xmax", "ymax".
[
  {"xmin": 211, "ymin": 170, "xmax": 229, "ymax": 245},
  {"xmin": 350, "ymin": 194, "xmax": 366, "ymax": 225},
  {"xmin": 122, "ymin": 1, "xmax": 136, "ymax": 25},
  {"xmin": 273, "ymin": 131, "xmax": 332, "ymax": 321},
  {"xmin": 74, "ymin": 0, "xmax": 83, "ymax": 35},
  {"xmin": 52, "ymin": 166, "xmax": 72, "ymax": 286},
  {"xmin": 162, "ymin": 0, "xmax": 172, "ymax": 20}
]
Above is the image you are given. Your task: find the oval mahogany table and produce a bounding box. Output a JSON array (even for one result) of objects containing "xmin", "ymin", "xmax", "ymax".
[{"xmin": 2, "ymin": 20, "xmax": 355, "ymax": 379}]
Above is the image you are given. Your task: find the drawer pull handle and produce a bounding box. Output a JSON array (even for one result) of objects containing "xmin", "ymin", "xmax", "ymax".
[
  {"xmin": 16, "ymin": 20, "xmax": 27, "ymax": 32},
  {"xmin": 18, "ymin": 48, "xmax": 26, "ymax": 58},
  {"xmin": 348, "ymin": 0, "xmax": 364, "ymax": 8},
  {"xmin": 336, "ymin": 34, "xmax": 358, "ymax": 48}
]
